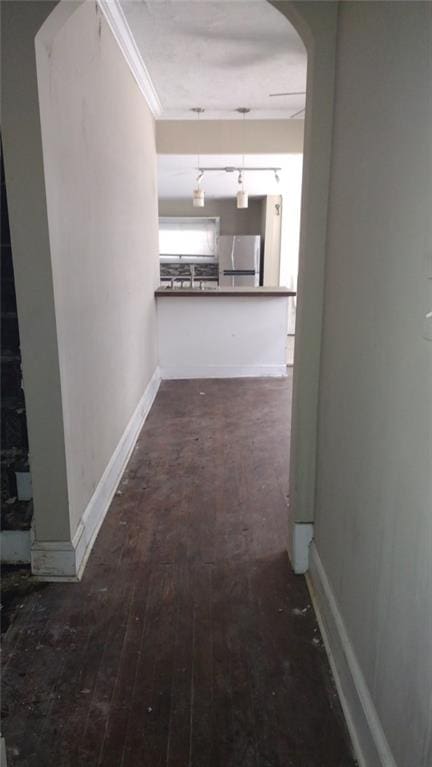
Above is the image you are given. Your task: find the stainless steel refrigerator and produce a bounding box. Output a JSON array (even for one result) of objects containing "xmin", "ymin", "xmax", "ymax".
[{"xmin": 218, "ymin": 235, "xmax": 261, "ymax": 287}]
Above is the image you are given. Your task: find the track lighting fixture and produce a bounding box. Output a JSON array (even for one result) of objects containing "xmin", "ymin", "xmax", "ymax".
[
  {"xmin": 191, "ymin": 108, "xmax": 205, "ymax": 207},
  {"xmin": 197, "ymin": 166, "xmax": 282, "ymax": 181},
  {"xmin": 192, "ymin": 187, "xmax": 205, "ymax": 207},
  {"xmin": 236, "ymin": 190, "xmax": 248, "ymax": 209},
  {"xmin": 236, "ymin": 108, "xmax": 250, "ymax": 209},
  {"xmin": 189, "ymin": 108, "xmax": 281, "ymax": 205}
]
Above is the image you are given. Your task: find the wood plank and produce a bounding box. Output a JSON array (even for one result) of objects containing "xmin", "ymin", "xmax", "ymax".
[{"xmin": 1, "ymin": 375, "xmax": 355, "ymax": 767}]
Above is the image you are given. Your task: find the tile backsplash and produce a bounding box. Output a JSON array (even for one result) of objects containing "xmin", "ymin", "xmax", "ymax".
[{"xmin": 160, "ymin": 261, "xmax": 218, "ymax": 283}]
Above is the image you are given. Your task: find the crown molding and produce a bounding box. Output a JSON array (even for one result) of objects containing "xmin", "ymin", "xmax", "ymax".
[{"xmin": 97, "ymin": 0, "xmax": 162, "ymax": 118}]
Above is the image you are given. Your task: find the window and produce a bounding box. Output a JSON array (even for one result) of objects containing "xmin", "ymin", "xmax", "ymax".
[{"xmin": 159, "ymin": 217, "xmax": 219, "ymax": 260}]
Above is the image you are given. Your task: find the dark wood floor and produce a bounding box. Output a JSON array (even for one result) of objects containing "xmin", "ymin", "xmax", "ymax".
[{"xmin": 2, "ymin": 375, "xmax": 355, "ymax": 767}]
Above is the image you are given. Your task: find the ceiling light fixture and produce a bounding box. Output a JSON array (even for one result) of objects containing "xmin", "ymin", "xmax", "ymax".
[
  {"xmin": 236, "ymin": 108, "xmax": 250, "ymax": 209},
  {"xmin": 191, "ymin": 107, "xmax": 205, "ymax": 207},
  {"xmin": 197, "ymin": 166, "xmax": 282, "ymax": 175},
  {"xmin": 196, "ymin": 166, "xmax": 282, "ymax": 197}
]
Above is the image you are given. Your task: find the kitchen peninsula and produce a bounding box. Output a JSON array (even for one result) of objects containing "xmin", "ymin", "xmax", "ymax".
[{"xmin": 156, "ymin": 286, "xmax": 295, "ymax": 379}]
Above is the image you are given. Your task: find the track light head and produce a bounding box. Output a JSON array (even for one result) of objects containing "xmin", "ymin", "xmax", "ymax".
[
  {"xmin": 237, "ymin": 190, "xmax": 248, "ymax": 209},
  {"xmin": 193, "ymin": 187, "xmax": 205, "ymax": 207}
]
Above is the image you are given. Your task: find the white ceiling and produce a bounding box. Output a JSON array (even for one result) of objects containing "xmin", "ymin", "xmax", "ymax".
[
  {"xmin": 157, "ymin": 154, "xmax": 303, "ymax": 199},
  {"xmin": 120, "ymin": 0, "xmax": 307, "ymax": 120}
]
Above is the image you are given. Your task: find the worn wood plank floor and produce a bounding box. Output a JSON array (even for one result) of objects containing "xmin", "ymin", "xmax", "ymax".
[{"xmin": 2, "ymin": 375, "xmax": 355, "ymax": 766}]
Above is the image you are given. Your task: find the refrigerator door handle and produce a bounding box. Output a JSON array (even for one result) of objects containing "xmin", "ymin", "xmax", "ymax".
[
  {"xmin": 230, "ymin": 236, "xmax": 236, "ymax": 287},
  {"xmin": 222, "ymin": 269, "xmax": 256, "ymax": 276}
]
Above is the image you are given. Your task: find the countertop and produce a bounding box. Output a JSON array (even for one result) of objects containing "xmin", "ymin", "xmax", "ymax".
[{"xmin": 155, "ymin": 286, "xmax": 296, "ymax": 298}]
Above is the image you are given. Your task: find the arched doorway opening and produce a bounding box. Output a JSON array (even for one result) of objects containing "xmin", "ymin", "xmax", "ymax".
[{"xmin": 2, "ymin": 0, "xmax": 338, "ymax": 580}]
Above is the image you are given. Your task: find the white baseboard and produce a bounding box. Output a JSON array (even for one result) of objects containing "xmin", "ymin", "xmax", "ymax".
[
  {"xmin": 307, "ymin": 543, "xmax": 397, "ymax": 767},
  {"xmin": 30, "ymin": 539, "xmax": 78, "ymax": 581},
  {"xmin": 160, "ymin": 364, "xmax": 288, "ymax": 380},
  {"xmin": 31, "ymin": 367, "xmax": 161, "ymax": 581},
  {"xmin": 0, "ymin": 529, "xmax": 32, "ymax": 564},
  {"xmin": 288, "ymin": 522, "xmax": 314, "ymax": 574}
]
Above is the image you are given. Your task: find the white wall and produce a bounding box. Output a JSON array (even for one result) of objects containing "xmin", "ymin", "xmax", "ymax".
[
  {"xmin": 157, "ymin": 295, "xmax": 288, "ymax": 379},
  {"xmin": 311, "ymin": 3, "xmax": 432, "ymax": 766},
  {"xmin": 157, "ymin": 119, "xmax": 304, "ymax": 155},
  {"xmin": 279, "ymin": 154, "xmax": 304, "ymax": 332},
  {"xmin": 274, "ymin": 0, "xmax": 339, "ymax": 535},
  {"xmin": 35, "ymin": 1, "xmax": 160, "ymax": 543},
  {"xmin": 158, "ymin": 198, "xmax": 264, "ymax": 237}
]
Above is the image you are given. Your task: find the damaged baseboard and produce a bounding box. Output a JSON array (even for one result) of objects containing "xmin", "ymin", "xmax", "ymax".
[
  {"xmin": 30, "ymin": 538, "xmax": 80, "ymax": 582},
  {"xmin": 307, "ymin": 543, "xmax": 397, "ymax": 767},
  {"xmin": 31, "ymin": 367, "xmax": 161, "ymax": 581}
]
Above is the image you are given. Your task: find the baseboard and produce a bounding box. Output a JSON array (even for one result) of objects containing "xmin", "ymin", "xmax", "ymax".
[
  {"xmin": 0, "ymin": 529, "xmax": 32, "ymax": 564},
  {"xmin": 288, "ymin": 522, "xmax": 314, "ymax": 573},
  {"xmin": 160, "ymin": 364, "xmax": 288, "ymax": 380},
  {"xmin": 31, "ymin": 367, "xmax": 161, "ymax": 581},
  {"xmin": 30, "ymin": 539, "xmax": 79, "ymax": 582},
  {"xmin": 307, "ymin": 543, "xmax": 397, "ymax": 767}
]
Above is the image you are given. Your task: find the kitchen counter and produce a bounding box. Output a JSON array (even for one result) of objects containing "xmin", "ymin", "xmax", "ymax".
[
  {"xmin": 155, "ymin": 286, "xmax": 296, "ymax": 298},
  {"xmin": 156, "ymin": 286, "xmax": 293, "ymax": 379}
]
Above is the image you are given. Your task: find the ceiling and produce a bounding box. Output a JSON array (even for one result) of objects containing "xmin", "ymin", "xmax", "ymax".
[
  {"xmin": 120, "ymin": 0, "xmax": 307, "ymax": 120},
  {"xmin": 157, "ymin": 154, "xmax": 303, "ymax": 199}
]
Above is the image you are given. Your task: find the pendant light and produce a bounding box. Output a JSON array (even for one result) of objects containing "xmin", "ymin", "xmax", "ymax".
[
  {"xmin": 193, "ymin": 187, "xmax": 205, "ymax": 207},
  {"xmin": 236, "ymin": 108, "xmax": 250, "ymax": 209},
  {"xmin": 237, "ymin": 189, "xmax": 248, "ymax": 209},
  {"xmin": 191, "ymin": 107, "xmax": 205, "ymax": 207}
]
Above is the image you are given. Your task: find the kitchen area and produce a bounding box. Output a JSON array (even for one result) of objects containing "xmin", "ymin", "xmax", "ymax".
[
  {"xmin": 159, "ymin": 214, "xmax": 263, "ymax": 290},
  {"xmin": 155, "ymin": 151, "xmax": 303, "ymax": 377}
]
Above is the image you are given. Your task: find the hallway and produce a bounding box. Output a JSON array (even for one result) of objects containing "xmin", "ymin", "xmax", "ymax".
[{"xmin": 2, "ymin": 376, "xmax": 355, "ymax": 766}]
